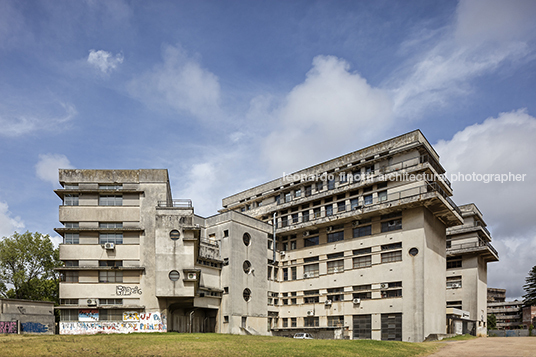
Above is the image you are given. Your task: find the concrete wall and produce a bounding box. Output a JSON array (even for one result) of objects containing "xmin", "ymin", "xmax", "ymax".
[{"xmin": 0, "ymin": 299, "xmax": 55, "ymax": 334}]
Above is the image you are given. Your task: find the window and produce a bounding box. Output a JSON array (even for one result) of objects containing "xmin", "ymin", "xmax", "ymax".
[
  {"xmin": 381, "ymin": 219, "xmax": 402, "ymax": 232},
  {"xmin": 353, "ymin": 291, "xmax": 372, "ymax": 300},
  {"xmin": 295, "ymin": 189, "xmax": 302, "ymax": 198},
  {"xmin": 381, "ymin": 314, "xmax": 402, "ymax": 341},
  {"xmin": 353, "ymin": 247, "xmax": 372, "ymax": 255},
  {"xmin": 382, "ymin": 242, "xmax": 402, "ymax": 251},
  {"xmin": 63, "ymin": 271, "xmax": 78, "ymax": 283},
  {"xmin": 353, "ymin": 284, "xmax": 371, "ymax": 291},
  {"xmin": 267, "ymin": 266, "xmax": 272, "ymax": 280},
  {"xmin": 325, "ymin": 204, "xmax": 333, "ymax": 216},
  {"xmin": 365, "ymin": 165, "xmax": 374, "ymax": 174},
  {"xmin": 99, "ymin": 222, "xmax": 123, "ymax": 228},
  {"xmin": 447, "ymin": 276, "xmax": 462, "ymax": 289},
  {"xmin": 327, "ymin": 252, "xmax": 344, "ymax": 259},
  {"xmin": 304, "ymin": 236, "xmax": 319, "ymax": 247},
  {"xmin": 327, "ymin": 231, "xmax": 344, "ymax": 243},
  {"xmin": 281, "ymin": 216, "xmax": 288, "ymax": 227},
  {"xmin": 378, "ymin": 191, "xmax": 388, "ymax": 202},
  {"xmin": 243, "ymin": 233, "xmax": 251, "ymax": 246},
  {"xmin": 64, "ymin": 260, "xmax": 79, "ymax": 267},
  {"xmin": 100, "ymin": 309, "xmax": 123, "ymax": 321},
  {"xmin": 100, "ymin": 299, "xmax": 122, "ymax": 305},
  {"xmin": 337, "ymin": 201, "xmax": 346, "ymax": 212},
  {"xmin": 353, "ymin": 255, "xmax": 371, "ymax": 268},
  {"xmin": 285, "ymin": 192, "xmax": 292, "ymax": 203},
  {"xmin": 377, "ymin": 182, "xmax": 388, "ymax": 189},
  {"xmin": 327, "ymin": 260, "xmax": 344, "ymax": 274},
  {"xmin": 169, "ymin": 230, "xmax": 180, "ymax": 240},
  {"xmin": 223, "ymin": 316, "xmax": 229, "ymax": 323},
  {"xmin": 290, "ymin": 240, "xmax": 297, "ymax": 250},
  {"xmin": 282, "ymin": 318, "xmax": 288, "ymax": 327},
  {"xmin": 99, "ymin": 184, "xmax": 122, "ymax": 190},
  {"xmin": 64, "ymin": 233, "xmax": 79, "ymax": 244},
  {"xmin": 60, "ymin": 309, "xmax": 79, "ymax": 321},
  {"xmin": 304, "ymin": 290, "xmax": 320, "ymax": 303},
  {"xmin": 302, "ymin": 210, "xmax": 309, "ymax": 222},
  {"xmin": 223, "ymin": 230, "xmax": 229, "ymax": 237},
  {"xmin": 339, "ymin": 173, "xmax": 347, "ymax": 183},
  {"xmin": 328, "ymin": 178, "xmax": 335, "ymax": 190},
  {"xmin": 282, "ymin": 242, "xmax": 288, "ymax": 251},
  {"xmin": 99, "ymin": 195, "xmax": 122, "ymax": 206},
  {"xmin": 64, "ymin": 194, "xmax": 79, "ymax": 206},
  {"xmin": 291, "ymin": 318, "xmax": 297, "ymax": 327},
  {"xmin": 353, "ymin": 225, "xmax": 372, "ymax": 238},
  {"xmin": 274, "ymin": 268, "xmax": 279, "ymax": 281},
  {"xmin": 291, "ymin": 267, "xmax": 297, "ymax": 280},
  {"xmin": 292, "ymin": 213, "xmax": 299, "ymax": 224},
  {"xmin": 305, "ymin": 316, "xmax": 319, "ymax": 327},
  {"xmin": 243, "ymin": 260, "xmax": 252, "ymax": 274},
  {"xmin": 65, "ymin": 222, "xmax": 79, "ymax": 228},
  {"xmin": 447, "ymin": 257, "xmax": 462, "ymax": 269},
  {"xmin": 353, "ymin": 314, "xmax": 372, "ymax": 340},
  {"xmin": 328, "ymin": 316, "xmax": 344, "ymax": 327},
  {"xmin": 304, "ymin": 264, "xmax": 319, "ymax": 278},
  {"xmin": 243, "ymin": 288, "xmax": 251, "ymax": 302},
  {"xmin": 304, "ymin": 256, "xmax": 319, "ymax": 263},
  {"xmin": 316, "ymin": 181, "xmax": 323, "ymax": 192},
  {"xmin": 64, "ymin": 184, "xmax": 78, "ymax": 190},
  {"xmin": 61, "ymin": 299, "xmax": 78, "ymax": 305},
  {"xmin": 381, "ymin": 289, "xmax": 402, "ymax": 298},
  {"xmin": 99, "ymin": 233, "xmax": 123, "ymax": 244},
  {"xmin": 283, "ymin": 268, "xmax": 288, "ymax": 281},
  {"xmin": 447, "ymin": 301, "xmax": 463, "ymax": 309},
  {"xmin": 381, "ymin": 251, "xmax": 402, "ymax": 263},
  {"xmin": 99, "ymin": 260, "xmax": 122, "ymax": 267},
  {"xmin": 364, "ymin": 194, "xmax": 373, "ymax": 205},
  {"xmin": 99, "ymin": 271, "xmax": 123, "ymax": 283},
  {"xmin": 313, "ymin": 207, "xmax": 321, "ymax": 218},
  {"xmin": 327, "ymin": 287, "xmax": 345, "ymax": 302},
  {"xmin": 351, "ymin": 198, "xmax": 360, "ymax": 210}
]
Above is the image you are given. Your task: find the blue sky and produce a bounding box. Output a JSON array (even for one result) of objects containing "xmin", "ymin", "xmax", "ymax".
[{"xmin": 1, "ymin": 0, "xmax": 535, "ymax": 299}]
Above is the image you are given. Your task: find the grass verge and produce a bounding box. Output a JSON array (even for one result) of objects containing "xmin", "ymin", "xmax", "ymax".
[{"xmin": 0, "ymin": 333, "xmax": 439, "ymax": 357}]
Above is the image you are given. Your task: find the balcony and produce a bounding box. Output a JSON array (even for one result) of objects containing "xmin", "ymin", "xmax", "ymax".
[
  {"xmin": 157, "ymin": 199, "xmax": 192, "ymax": 208},
  {"xmin": 198, "ymin": 238, "xmax": 222, "ymax": 262},
  {"xmin": 275, "ymin": 181, "xmax": 462, "ymax": 233},
  {"xmin": 447, "ymin": 240, "xmax": 499, "ymax": 261}
]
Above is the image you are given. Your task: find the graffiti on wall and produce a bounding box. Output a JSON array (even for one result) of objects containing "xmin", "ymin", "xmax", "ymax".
[
  {"xmin": 78, "ymin": 309, "xmax": 99, "ymax": 322},
  {"xmin": 116, "ymin": 285, "xmax": 142, "ymax": 296},
  {"xmin": 60, "ymin": 312, "xmax": 166, "ymax": 335},
  {"xmin": 123, "ymin": 311, "xmax": 139, "ymax": 321},
  {"xmin": 21, "ymin": 322, "xmax": 49, "ymax": 333},
  {"xmin": 0, "ymin": 321, "xmax": 18, "ymax": 334}
]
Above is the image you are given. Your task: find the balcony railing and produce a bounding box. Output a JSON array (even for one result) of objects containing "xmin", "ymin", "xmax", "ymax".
[
  {"xmin": 447, "ymin": 240, "xmax": 499, "ymax": 257},
  {"xmin": 275, "ymin": 181, "xmax": 460, "ymax": 230},
  {"xmin": 157, "ymin": 199, "xmax": 192, "ymax": 208}
]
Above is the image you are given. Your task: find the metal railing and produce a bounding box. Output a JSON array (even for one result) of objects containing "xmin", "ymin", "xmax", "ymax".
[
  {"xmin": 447, "ymin": 240, "xmax": 499, "ymax": 257},
  {"xmin": 157, "ymin": 199, "xmax": 192, "ymax": 208},
  {"xmin": 275, "ymin": 181, "xmax": 460, "ymax": 230}
]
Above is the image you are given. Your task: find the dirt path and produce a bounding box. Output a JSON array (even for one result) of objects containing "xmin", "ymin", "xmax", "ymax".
[{"xmin": 429, "ymin": 337, "xmax": 536, "ymax": 357}]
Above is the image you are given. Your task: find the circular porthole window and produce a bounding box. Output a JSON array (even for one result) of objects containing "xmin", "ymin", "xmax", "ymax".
[
  {"xmin": 243, "ymin": 260, "xmax": 252, "ymax": 274},
  {"xmin": 169, "ymin": 270, "xmax": 180, "ymax": 281},
  {"xmin": 170, "ymin": 230, "xmax": 181, "ymax": 240},
  {"xmin": 409, "ymin": 247, "xmax": 419, "ymax": 256},
  {"xmin": 243, "ymin": 288, "xmax": 251, "ymax": 302},
  {"xmin": 243, "ymin": 233, "xmax": 251, "ymax": 246}
]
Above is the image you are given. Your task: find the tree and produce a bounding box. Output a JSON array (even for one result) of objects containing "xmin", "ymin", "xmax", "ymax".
[
  {"xmin": 523, "ymin": 265, "xmax": 536, "ymax": 307},
  {"xmin": 487, "ymin": 314, "xmax": 497, "ymax": 330},
  {"xmin": 0, "ymin": 231, "xmax": 61, "ymax": 303}
]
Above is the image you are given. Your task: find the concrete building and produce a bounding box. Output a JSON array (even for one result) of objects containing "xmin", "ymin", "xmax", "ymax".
[
  {"xmin": 55, "ymin": 130, "xmax": 498, "ymax": 340},
  {"xmin": 488, "ymin": 300, "xmax": 524, "ymax": 329},
  {"xmin": 0, "ymin": 298, "xmax": 55, "ymax": 334},
  {"xmin": 445, "ymin": 204, "xmax": 499, "ymax": 336},
  {"xmin": 487, "ymin": 288, "xmax": 506, "ymax": 303}
]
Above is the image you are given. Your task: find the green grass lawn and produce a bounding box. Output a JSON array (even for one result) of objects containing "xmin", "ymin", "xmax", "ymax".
[{"xmin": 0, "ymin": 333, "xmax": 439, "ymax": 357}]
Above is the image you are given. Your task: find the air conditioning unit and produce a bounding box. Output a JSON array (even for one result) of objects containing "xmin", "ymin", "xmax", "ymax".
[
  {"xmin": 325, "ymin": 300, "xmax": 332, "ymax": 305},
  {"xmin": 327, "ymin": 226, "xmax": 333, "ymax": 232},
  {"xmin": 353, "ymin": 298, "xmax": 361, "ymax": 305},
  {"xmin": 303, "ymin": 231, "xmax": 310, "ymax": 237},
  {"xmin": 332, "ymin": 268, "xmax": 339, "ymax": 273},
  {"xmin": 304, "ymin": 272, "xmax": 310, "ymax": 278},
  {"xmin": 87, "ymin": 299, "xmax": 98, "ymax": 306},
  {"xmin": 307, "ymin": 310, "xmax": 314, "ymax": 316},
  {"xmin": 352, "ymin": 221, "xmax": 358, "ymax": 227},
  {"xmin": 380, "ymin": 283, "xmax": 388, "ymax": 289},
  {"xmin": 280, "ymin": 251, "xmax": 286, "ymax": 256},
  {"xmin": 451, "ymin": 283, "xmax": 460, "ymax": 289},
  {"xmin": 188, "ymin": 272, "xmax": 197, "ymax": 280},
  {"xmin": 103, "ymin": 242, "xmax": 115, "ymax": 250}
]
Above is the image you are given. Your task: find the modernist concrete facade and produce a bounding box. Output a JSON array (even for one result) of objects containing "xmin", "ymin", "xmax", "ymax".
[{"xmin": 55, "ymin": 130, "xmax": 498, "ymax": 341}]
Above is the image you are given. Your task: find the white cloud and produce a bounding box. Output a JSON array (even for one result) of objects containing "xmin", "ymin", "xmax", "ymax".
[
  {"xmin": 128, "ymin": 44, "xmax": 221, "ymax": 122},
  {"xmin": 87, "ymin": 49, "xmax": 124, "ymax": 74},
  {"xmin": 0, "ymin": 101, "xmax": 76, "ymax": 137},
  {"xmin": 435, "ymin": 109, "xmax": 536, "ymax": 298},
  {"xmin": 260, "ymin": 55, "xmax": 393, "ymax": 175},
  {"xmin": 388, "ymin": 0, "xmax": 536, "ymax": 119},
  {"xmin": 0, "ymin": 201, "xmax": 24, "ymax": 238},
  {"xmin": 36, "ymin": 154, "xmax": 75, "ymax": 186}
]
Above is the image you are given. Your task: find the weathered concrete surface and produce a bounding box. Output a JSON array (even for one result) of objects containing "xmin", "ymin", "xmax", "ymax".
[{"xmin": 429, "ymin": 337, "xmax": 536, "ymax": 357}]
